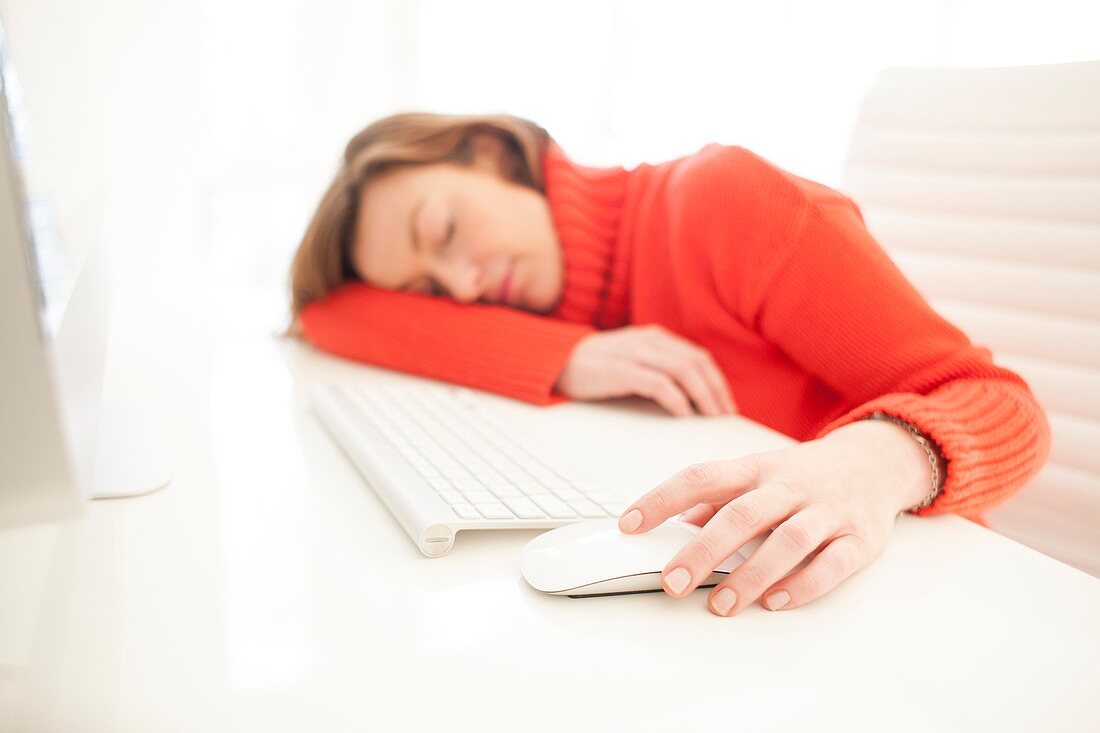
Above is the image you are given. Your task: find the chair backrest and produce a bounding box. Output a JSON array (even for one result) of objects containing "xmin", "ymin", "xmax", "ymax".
[{"xmin": 839, "ymin": 60, "xmax": 1100, "ymax": 577}]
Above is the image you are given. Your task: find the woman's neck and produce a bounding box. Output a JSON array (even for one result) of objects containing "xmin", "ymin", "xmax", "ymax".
[{"xmin": 543, "ymin": 141, "xmax": 633, "ymax": 328}]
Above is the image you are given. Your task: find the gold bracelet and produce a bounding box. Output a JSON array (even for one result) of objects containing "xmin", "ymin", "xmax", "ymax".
[{"xmin": 863, "ymin": 411, "xmax": 944, "ymax": 512}]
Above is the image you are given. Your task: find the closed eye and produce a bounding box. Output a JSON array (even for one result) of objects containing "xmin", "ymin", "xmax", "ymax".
[{"xmin": 441, "ymin": 216, "xmax": 455, "ymax": 250}]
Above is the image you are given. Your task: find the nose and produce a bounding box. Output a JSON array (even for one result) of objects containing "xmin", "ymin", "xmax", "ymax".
[{"xmin": 432, "ymin": 259, "xmax": 484, "ymax": 303}]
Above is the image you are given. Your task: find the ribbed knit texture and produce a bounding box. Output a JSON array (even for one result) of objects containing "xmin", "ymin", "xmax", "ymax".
[
  {"xmin": 300, "ymin": 141, "xmax": 1052, "ymax": 518},
  {"xmin": 545, "ymin": 143, "xmax": 631, "ymax": 329}
]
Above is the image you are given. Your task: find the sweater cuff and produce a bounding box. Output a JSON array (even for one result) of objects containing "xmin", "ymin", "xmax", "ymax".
[
  {"xmin": 813, "ymin": 379, "xmax": 1052, "ymax": 517},
  {"xmin": 299, "ymin": 286, "xmax": 597, "ymax": 407}
]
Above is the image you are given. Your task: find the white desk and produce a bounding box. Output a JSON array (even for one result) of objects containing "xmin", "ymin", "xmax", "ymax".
[{"xmin": 1, "ymin": 321, "xmax": 1098, "ymax": 733}]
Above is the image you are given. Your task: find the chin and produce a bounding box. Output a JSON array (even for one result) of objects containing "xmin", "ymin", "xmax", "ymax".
[{"xmin": 525, "ymin": 289, "xmax": 561, "ymax": 315}]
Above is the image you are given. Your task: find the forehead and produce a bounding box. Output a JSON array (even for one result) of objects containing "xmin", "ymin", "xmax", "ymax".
[{"xmin": 351, "ymin": 166, "xmax": 424, "ymax": 286}]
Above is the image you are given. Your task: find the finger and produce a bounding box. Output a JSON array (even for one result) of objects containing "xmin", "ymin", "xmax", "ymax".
[
  {"xmin": 625, "ymin": 363, "xmax": 693, "ymax": 417},
  {"xmin": 705, "ymin": 505, "xmax": 838, "ymax": 614},
  {"xmin": 757, "ymin": 534, "xmax": 872, "ymax": 612},
  {"xmin": 660, "ymin": 483, "xmax": 800, "ymax": 598},
  {"xmin": 618, "ymin": 456, "xmax": 765, "ymax": 534},
  {"xmin": 702, "ymin": 350, "xmax": 739, "ymax": 414},
  {"xmin": 682, "ymin": 344, "xmax": 737, "ymax": 415},
  {"xmin": 680, "ymin": 502, "xmax": 720, "ymax": 527},
  {"xmin": 634, "ymin": 345, "xmax": 722, "ymax": 416},
  {"xmin": 637, "ymin": 333, "xmax": 734, "ymax": 416},
  {"xmin": 676, "ymin": 345, "xmax": 735, "ymax": 415}
]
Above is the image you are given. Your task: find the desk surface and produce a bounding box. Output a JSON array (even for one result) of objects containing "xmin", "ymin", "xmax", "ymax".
[{"xmin": 1, "ymin": 324, "xmax": 1098, "ymax": 733}]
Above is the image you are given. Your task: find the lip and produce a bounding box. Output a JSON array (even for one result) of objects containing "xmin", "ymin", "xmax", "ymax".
[{"xmin": 498, "ymin": 264, "xmax": 515, "ymax": 305}]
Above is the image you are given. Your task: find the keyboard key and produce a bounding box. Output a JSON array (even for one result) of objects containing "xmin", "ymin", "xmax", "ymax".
[
  {"xmin": 514, "ymin": 478, "xmax": 548, "ymax": 495},
  {"xmin": 568, "ymin": 500, "xmax": 607, "ymax": 518},
  {"xmin": 497, "ymin": 465, "xmax": 530, "ymax": 479},
  {"xmin": 450, "ymin": 477, "xmax": 484, "ymax": 492},
  {"xmin": 462, "ymin": 490, "xmax": 496, "ymax": 505},
  {"xmin": 526, "ymin": 467, "xmax": 559, "ymax": 480},
  {"xmin": 601, "ymin": 502, "xmax": 628, "ymax": 516},
  {"xmin": 557, "ymin": 466, "xmax": 585, "ymax": 480},
  {"xmin": 488, "ymin": 484, "xmax": 522, "ymax": 498},
  {"xmin": 333, "ymin": 383, "xmax": 622, "ymax": 542},
  {"xmin": 452, "ymin": 504, "xmax": 480, "ymax": 520},
  {"xmin": 531, "ymin": 495, "xmax": 576, "ymax": 518},
  {"xmin": 503, "ymin": 497, "xmax": 545, "ymax": 519},
  {"xmin": 476, "ymin": 502, "xmax": 513, "ymax": 519}
]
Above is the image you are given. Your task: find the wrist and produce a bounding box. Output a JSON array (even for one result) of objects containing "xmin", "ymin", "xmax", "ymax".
[{"xmin": 828, "ymin": 418, "xmax": 938, "ymax": 515}]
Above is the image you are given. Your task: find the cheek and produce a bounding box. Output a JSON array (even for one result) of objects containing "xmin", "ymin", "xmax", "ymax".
[{"xmin": 464, "ymin": 208, "xmax": 515, "ymax": 261}]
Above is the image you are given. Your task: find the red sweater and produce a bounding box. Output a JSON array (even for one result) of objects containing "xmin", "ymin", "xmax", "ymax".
[{"xmin": 301, "ymin": 141, "xmax": 1052, "ymax": 518}]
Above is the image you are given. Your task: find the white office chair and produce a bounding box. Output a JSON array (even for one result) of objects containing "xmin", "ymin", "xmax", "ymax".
[{"xmin": 839, "ymin": 60, "xmax": 1100, "ymax": 577}]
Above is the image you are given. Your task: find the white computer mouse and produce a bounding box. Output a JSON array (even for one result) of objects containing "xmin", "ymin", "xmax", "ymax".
[{"xmin": 520, "ymin": 518, "xmax": 765, "ymax": 597}]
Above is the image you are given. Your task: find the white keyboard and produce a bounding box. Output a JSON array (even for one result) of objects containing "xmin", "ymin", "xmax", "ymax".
[{"xmin": 310, "ymin": 382, "xmax": 627, "ymax": 557}]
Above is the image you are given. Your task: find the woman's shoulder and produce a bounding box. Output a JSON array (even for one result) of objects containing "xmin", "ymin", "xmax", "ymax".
[{"xmin": 667, "ymin": 143, "xmax": 851, "ymax": 207}]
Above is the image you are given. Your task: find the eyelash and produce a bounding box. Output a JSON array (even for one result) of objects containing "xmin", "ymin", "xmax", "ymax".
[
  {"xmin": 441, "ymin": 216, "xmax": 455, "ymax": 249},
  {"xmin": 429, "ymin": 218, "xmax": 456, "ymax": 295},
  {"xmin": 414, "ymin": 216, "xmax": 454, "ymax": 296}
]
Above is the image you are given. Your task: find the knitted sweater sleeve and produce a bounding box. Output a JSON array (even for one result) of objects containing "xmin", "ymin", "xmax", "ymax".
[
  {"xmin": 753, "ymin": 198, "xmax": 1052, "ymax": 517},
  {"xmin": 299, "ymin": 282, "xmax": 595, "ymax": 405}
]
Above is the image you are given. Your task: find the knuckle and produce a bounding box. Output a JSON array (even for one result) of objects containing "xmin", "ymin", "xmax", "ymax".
[
  {"xmin": 634, "ymin": 371, "xmax": 660, "ymax": 394},
  {"xmin": 737, "ymin": 561, "xmax": 769, "ymax": 590},
  {"xmin": 824, "ymin": 545, "xmax": 854, "ymax": 578},
  {"xmin": 688, "ymin": 533, "xmax": 726, "ymax": 566},
  {"xmin": 660, "ymin": 382, "xmax": 683, "ymax": 403},
  {"xmin": 766, "ymin": 478, "xmax": 801, "ymax": 504},
  {"xmin": 611, "ymin": 359, "xmax": 635, "ymax": 379},
  {"xmin": 723, "ymin": 499, "xmax": 764, "ymax": 529},
  {"xmin": 673, "ymin": 360, "xmax": 695, "ymax": 381},
  {"xmin": 659, "ymin": 389, "xmax": 688, "ymax": 414},
  {"xmin": 648, "ymin": 491, "xmax": 675, "ymax": 516},
  {"xmin": 774, "ymin": 520, "xmax": 814, "ymax": 554},
  {"xmin": 680, "ymin": 462, "xmax": 720, "ymax": 489},
  {"xmin": 798, "ymin": 569, "xmax": 823, "ymax": 598},
  {"xmin": 691, "ymin": 350, "xmax": 711, "ymax": 369},
  {"xmin": 741, "ymin": 454, "xmax": 766, "ymax": 481}
]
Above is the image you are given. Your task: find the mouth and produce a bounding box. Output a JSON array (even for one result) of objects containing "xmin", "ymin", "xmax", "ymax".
[{"xmin": 497, "ymin": 264, "xmax": 515, "ymax": 305}]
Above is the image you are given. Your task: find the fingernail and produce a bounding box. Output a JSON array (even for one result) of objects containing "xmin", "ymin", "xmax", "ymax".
[
  {"xmin": 664, "ymin": 567, "xmax": 691, "ymax": 595},
  {"xmin": 619, "ymin": 509, "xmax": 643, "ymax": 533},
  {"xmin": 710, "ymin": 587, "xmax": 736, "ymax": 615},
  {"xmin": 764, "ymin": 590, "xmax": 790, "ymax": 610}
]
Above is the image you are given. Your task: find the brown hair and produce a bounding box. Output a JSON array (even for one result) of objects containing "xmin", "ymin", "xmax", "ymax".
[{"xmin": 287, "ymin": 112, "xmax": 552, "ymax": 331}]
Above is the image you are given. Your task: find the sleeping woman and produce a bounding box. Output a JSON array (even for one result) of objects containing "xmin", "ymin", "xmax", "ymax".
[{"xmin": 288, "ymin": 112, "xmax": 1051, "ymax": 616}]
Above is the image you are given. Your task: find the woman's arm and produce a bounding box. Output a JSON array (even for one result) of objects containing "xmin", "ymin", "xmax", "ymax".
[
  {"xmin": 299, "ymin": 282, "xmax": 595, "ymax": 405},
  {"xmin": 612, "ymin": 195, "xmax": 1052, "ymax": 617},
  {"xmin": 753, "ymin": 197, "xmax": 1052, "ymax": 517}
]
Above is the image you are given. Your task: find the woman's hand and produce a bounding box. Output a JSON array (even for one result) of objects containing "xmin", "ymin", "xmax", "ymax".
[
  {"xmin": 555, "ymin": 325, "xmax": 738, "ymax": 417},
  {"xmin": 618, "ymin": 418, "xmax": 935, "ymax": 614}
]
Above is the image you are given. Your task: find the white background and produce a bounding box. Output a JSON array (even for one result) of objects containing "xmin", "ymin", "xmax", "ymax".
[
  {"xmin": 3, "ymin": 0, "xmax": 1098, "ymax": 332},
  {"xmin": 0, "ymin": 0, "xmax": 1096, "ymax": 458}
]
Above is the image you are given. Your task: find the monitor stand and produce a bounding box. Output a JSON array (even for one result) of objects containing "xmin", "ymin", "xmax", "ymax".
[{"xmin": 90, "ymin": 402, "xmax": 172, "ymax": 499}]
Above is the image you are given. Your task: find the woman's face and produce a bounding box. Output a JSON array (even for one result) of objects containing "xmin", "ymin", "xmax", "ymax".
[{"xmin": 351, "ymin": 144, "xmax": 563, "ymax": 314}]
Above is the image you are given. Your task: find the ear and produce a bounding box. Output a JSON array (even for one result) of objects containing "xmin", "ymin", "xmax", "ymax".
[{"xmin": 467, "ymin": 132, "xmax": 511, "ymax": 177}]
